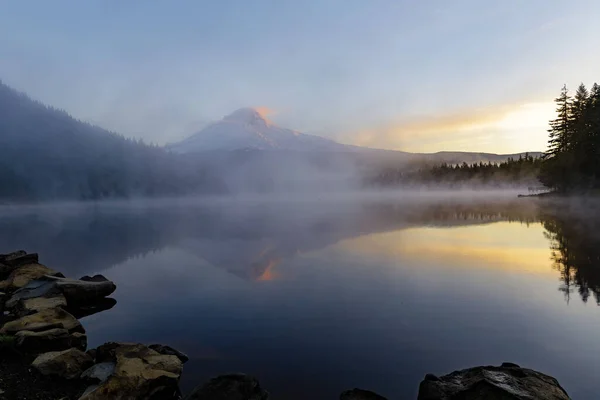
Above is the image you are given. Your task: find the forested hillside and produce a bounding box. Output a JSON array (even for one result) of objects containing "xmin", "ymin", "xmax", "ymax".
[
  {"xmin": 0, "ymin": 81, "xmax": 222, "ymax": 201},
  {"xmin": 539, "ymin": 83, "xmax": 600, "ymax": 191}
]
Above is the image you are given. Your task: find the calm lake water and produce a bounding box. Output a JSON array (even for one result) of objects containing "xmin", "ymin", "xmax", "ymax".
[{"xmin": 1, "ymin": 194, "xmax": 599, "ymax": 399}]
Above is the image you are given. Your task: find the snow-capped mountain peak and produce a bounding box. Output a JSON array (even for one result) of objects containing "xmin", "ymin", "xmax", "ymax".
[{"xmin": 168, "ymin": 107, "xmax": 348, "ymax": 153}]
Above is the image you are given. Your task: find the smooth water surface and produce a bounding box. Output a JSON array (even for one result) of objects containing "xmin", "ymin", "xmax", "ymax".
[{"xmin": 1, "ymin": 195, "xmax": 598, "ymax": 399}]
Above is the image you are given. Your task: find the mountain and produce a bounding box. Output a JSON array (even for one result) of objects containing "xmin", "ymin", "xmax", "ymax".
[
  {"xmin": 169, "ymin": 107, "xmax": 542, "ymax": 165},
  {"xmin": 168, "ymin": 107, "xmax": 351, "ymax": 152}
]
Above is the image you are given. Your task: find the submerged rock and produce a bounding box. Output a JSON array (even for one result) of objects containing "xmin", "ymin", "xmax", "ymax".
[
  {"xmin": 148, "ymin": 344, "xmax": 189, "ymax": 363},
  {"xmin": 32, "ymin": 348, "xmax": 94, "ymax": 379},
  {"xmin": 15, "ymin": 328, "xmax": 87, "ymax": 353},
  {"xmin": 340, "ymin": 388, "xmax": 388, "ymax": 400},
  {"xmin": 80, "ymin": 342, "xmax": 183, "ymax": 400},
  {"xmin": 184, "ymin": 374, "xmax": 269, "ymax": 400},
  {"xmin": 417, "ymin": 363, "xmax": 571, "ymax": 400},
  {"xmin": 0, "ymin": 307, "xmax": 83, "ymax": 334}
]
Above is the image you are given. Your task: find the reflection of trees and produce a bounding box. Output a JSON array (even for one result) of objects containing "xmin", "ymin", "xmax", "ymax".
[{"xmin": 540, "ymin": 204, "xmax": 600, "ymax": 305}]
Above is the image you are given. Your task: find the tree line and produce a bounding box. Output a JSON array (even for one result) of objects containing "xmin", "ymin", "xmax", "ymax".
[
  {"xmin": 368, "ymin": 154, "xmax": 542, "ymax": 187},
  {"xmin": 539, "ymin": 83, "xmax": 600, "ymax": 191}
]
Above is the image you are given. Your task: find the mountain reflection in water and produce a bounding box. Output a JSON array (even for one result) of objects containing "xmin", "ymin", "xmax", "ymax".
[{"xmin": 0, "ymin": 195, "xmax": 598, "ymax": 399}]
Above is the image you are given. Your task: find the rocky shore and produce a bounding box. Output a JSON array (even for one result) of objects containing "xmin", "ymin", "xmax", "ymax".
[{"xmin": 0, "ymin": 250, "xmax": 572, "ymax": 399}]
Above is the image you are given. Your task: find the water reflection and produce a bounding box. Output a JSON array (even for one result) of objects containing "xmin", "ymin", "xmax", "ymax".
[
  {"xmin": 0, "ymin": 198, "xmax": 597, "ymax": 305},
  {"xmin": 539, "ymin": 202, "xmax": 600, "ymax": 305}
]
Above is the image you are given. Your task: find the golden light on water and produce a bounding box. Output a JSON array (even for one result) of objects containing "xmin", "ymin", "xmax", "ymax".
[{"xmin": 337, "ymin": 222, "xmax": 554, "ymax": 275}]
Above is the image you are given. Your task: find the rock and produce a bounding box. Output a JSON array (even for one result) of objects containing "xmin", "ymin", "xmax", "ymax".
[
  {"xmin": 1, "ymin": 251, "xmax": 39, "ymax": 267},
  {"xmin": 340, "ymin": 388, "xmax": 388, "ymax": 400},
  {"xmin": 0, "ymin": 263, "xmax": 14, "ymax": 280},
  {"xmin": 148, "ymin": 344, "xmax": 189, "ymax": 363},
  {"xmin": 86, "ymin": 348, "xmax": 97, "ymax": 362},
  {"xmin": 67, "ymin": 297, "xmax": 117, "ymax": 319},
  {"xmin": 0, "ymin": 264, "xmax": 59, "ymax": 291},
  {"xmin": 81, "ymin": 385, "xmax": 100, "ymax": 398},
  {"xmin": 184, "ymin": 374, "xmax": 269, "ymax": 400},
  {"xmin": 80, "ymin": 275, "xmax": 109, "ymax": 283},
  {"xmin": 32, "ymin": 348, "xmax": 94, "ymax": 379},
  {"xmin": 14, "ymin": 294, "xmax": 68, "ymax": 316},
  {"xmin": 5, "ymin": 279, "xmax": 62, "ymax": 309},
  {"xmin": 0, "ymin": 307, "xmax": 83, "ymax": 334},
  {"xmin": 417, "ymin": 363, "xmax": 571, "ymax": 400},
  {"xmin": 15, "ymin": 328, "xmax": 87, "ymax": 353},
  {"xmin": 43, "ymin": 275, "xmax": 116, "ymax": 305},
  {"xmin": 81, "ymin": 362, "xmax": 116, "ymax": 383},
  {"xmin": 0, "ymin": 250, "xmax": 26, "ymax": 261},
  {"xmin": 80, "ymin": 342, "xmax": 183, "ymax": 400}
]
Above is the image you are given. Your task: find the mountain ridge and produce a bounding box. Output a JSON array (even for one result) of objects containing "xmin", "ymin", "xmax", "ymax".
[{"xmin": 169, "ymin": 106, "xmax": 542, "ymax": 164}]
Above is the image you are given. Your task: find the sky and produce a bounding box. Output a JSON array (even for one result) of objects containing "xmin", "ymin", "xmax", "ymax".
[{"xmin": 1, "ymin": 0, "xmax": 600, "ymax": 153}]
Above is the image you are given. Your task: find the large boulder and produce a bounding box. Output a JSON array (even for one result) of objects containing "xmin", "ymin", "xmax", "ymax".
[
  {"xmin": 32, "ymin": 348, "xmax": 94, "ymax": 379},
  {"xmin": 184, "ymin": 374, "xmax": 269, "ymax": 400},
  {"xmin": 15, "ymin": 328, "xmax": 87, "ymax": 353},
  {"xmin": 340, "ymin": 388, "xmax": 388, "ymax": 400},
  {"xmin": 417, "ymin": 363, "xmax": 571, "ymax": 400},
  {"xmin": 0, "ymin": 307, "xmax": 83, "ymax": 334},
  {"xmin": 79, "ymin": 342, "xmax": 183, "ymax": 400},
  {"xmin": 0, "ymin": 263, "xmax": 60, "ymax": 291}
]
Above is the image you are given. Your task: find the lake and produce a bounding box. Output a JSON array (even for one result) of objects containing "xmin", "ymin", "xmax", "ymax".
[{"xmin": 0, "ymin": 193, "xmax": 598, "ymax": 399}]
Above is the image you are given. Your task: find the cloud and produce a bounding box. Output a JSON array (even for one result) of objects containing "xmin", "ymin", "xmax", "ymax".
[{"xmin": 344, "ymin": 102, "xmax": 554, "ymax": 153}]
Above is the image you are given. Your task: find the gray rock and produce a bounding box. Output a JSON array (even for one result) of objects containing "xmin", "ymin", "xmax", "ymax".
[
  {"xmin": 32, "ymin": 348, "xmax": 94, "ymax": 379},
  {"xmin": 417, "ymin": 363, "xmax": 571, "ymax": 400},
  {"xmin": 80, "ymin": 275, "xmax": 109, "ymax": 283},
  {"xmin": 43, "ymin": 275, "xmax": 116, "ymax": 305},
  {"xmin": 5, "ymin": 279, "xmax": 61, "ymax": 309},
  {"xmin": 184, "ymin": 374, "xmax": 269, "ymax": 400},
  {"xmin": 148, "ymin": 343, "xmax": 189, "ymax": 363},
  {"xmin": 80, "ymin": 362, "xmax": 116, "ymax": 383},
  {"xmin": 340, "ymin": 388, "xmax": 388, "ymax": 400},
  {"xmin": 15, "ymin": 328, "xmax": 87, "ymax": 353}
]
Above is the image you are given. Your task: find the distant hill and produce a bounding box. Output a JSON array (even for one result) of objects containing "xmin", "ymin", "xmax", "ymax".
[{"xmin": 0, "ymin": 81, "xmax": 221, "ymax": 201}]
